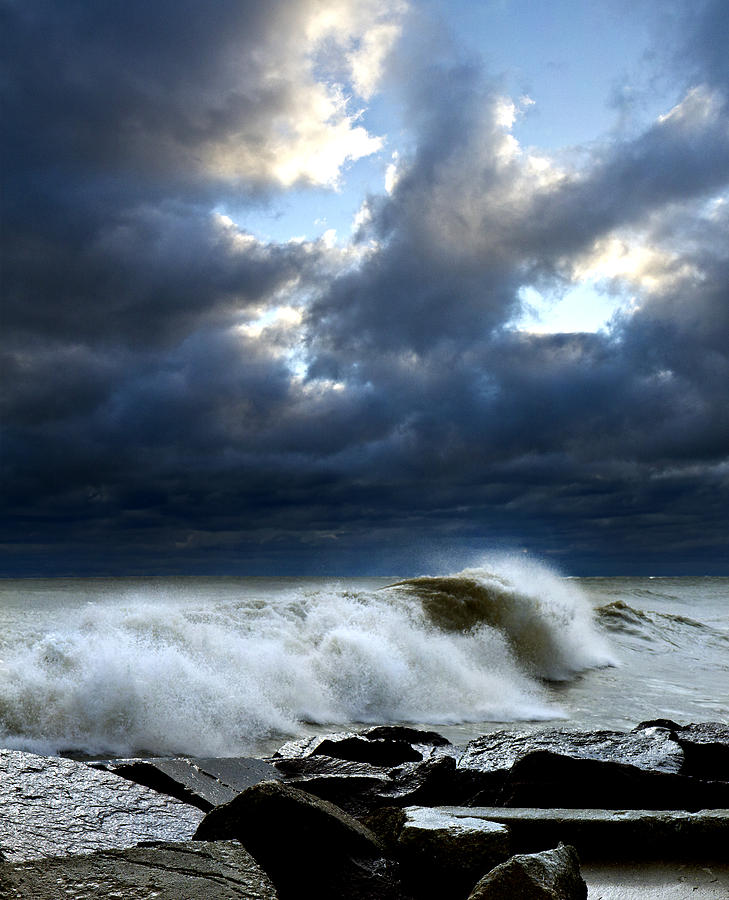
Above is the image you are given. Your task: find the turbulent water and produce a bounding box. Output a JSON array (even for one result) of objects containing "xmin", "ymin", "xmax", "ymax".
[{"xmin": 0, "ymin": 558, "xmax": 726, "ymax": 758}]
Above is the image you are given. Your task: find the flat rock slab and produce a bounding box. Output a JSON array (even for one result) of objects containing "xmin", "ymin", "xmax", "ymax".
[
  {"xmin": 436, "ymin": 806, "xmax": 729, "ymax": 860},
  {"xmin": 0, "ymin": 840, "xmax": 278, "ymax": 900},
  {"xmin": 0, "ymin": 750, "xmax": 203, "ymax": 862},
  {"xmin": 93, "ymin": 756, "xmax": 282, "ymax": 810}
]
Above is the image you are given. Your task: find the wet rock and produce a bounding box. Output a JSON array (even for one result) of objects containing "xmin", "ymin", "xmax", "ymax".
[
  {"xmin": 498, "ymin": 750, "xmax": 729, "ymax": 810},
  {"xmin": 361, "ymin": 807, "xmax": 407, "ymax": 854},
  {"xmin": 0, "ymin": 840, "xmax": 278, "ymax": 899},
  {"xmin": 397, "ymin": 806, "xmax": 511, "ymax": 900},
  {"xmin": 193, "ymin": 780, "xmax": 403, "ymax": 899},
  {"xmin": 314, "ymin": 735, "xmax": 423, "ymax": 765},
  {"xmin": 273, "ymin": 754, "xmax": 388, "ymax": 779},
  {"xmin": 271, "ymin": 755, "xmax": 392, "ymax": 816},
  {"xmin": 467, "ymin": 843, "xmax": 587, "ymax": 900},
  {"xmin": 675, "ymin": 723, "xmax": 729, "ymax": 781},
  {"xmin": 376, "ymin": 755, "xmax": 463, "ymax": 807},
  {"xmin": 456, "ymin": 727, "xmax": 686, "ymax": 805},
  {"xmin": 435, "ymin": 806, "xmax": 729, "ymax": 860},
  {"xmin": 93, "ymin": 756, "xmax": 282, "ymax": 811},
  {"xmin": 0, "ymin": 749, "xmax": 203, "ymax": 863},
  {"xmin": 272, "ymin": 725, "xmax": 450, "ymax": 762},
  {"xmin": 364, "ymin": 725, "xmax": 451, "ymax": 747},
  {"xmin": 460, "ymin": 728, "xmax": 684, "ymax": 778}
]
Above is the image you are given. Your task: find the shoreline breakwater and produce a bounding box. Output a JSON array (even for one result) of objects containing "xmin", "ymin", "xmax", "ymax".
[{"xmin": 1, "ymin": 719, "xmax": 728, "ymax": 898}]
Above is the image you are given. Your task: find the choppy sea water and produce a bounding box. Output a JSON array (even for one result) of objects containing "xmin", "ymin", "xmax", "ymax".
[{"xmin": 0, "ymin": 558, "xmax": 726, "ymax": 759}]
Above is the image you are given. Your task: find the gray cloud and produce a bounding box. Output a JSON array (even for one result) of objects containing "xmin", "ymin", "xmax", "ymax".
[{"xmin": 1, "ymin": 0, "xmax": 728, "ymax": 575}]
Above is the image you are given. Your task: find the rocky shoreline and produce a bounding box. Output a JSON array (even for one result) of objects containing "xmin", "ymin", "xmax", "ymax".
[{"xmin": 1, "ymin": 720, "xmax": 728, "ymax": 898}]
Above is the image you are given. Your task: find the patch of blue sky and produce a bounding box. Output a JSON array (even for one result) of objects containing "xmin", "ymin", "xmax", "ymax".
[
  {"xmin": 514, "ymin": 281, "xmax": 631, "ymax": 335},
  {"xmin": 425, "ymin": 0, "xmax": 677, "ymax": 149}
]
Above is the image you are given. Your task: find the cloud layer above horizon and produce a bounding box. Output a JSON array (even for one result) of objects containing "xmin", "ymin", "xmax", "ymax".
[{"xmin": 2, "ymin": 0, "xmax": 728, "ymax": 575}]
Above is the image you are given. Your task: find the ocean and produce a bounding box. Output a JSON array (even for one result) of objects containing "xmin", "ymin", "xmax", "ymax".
[{"xmin": 0, "ymin": 557, "xmax": 726, "ymax": 760}]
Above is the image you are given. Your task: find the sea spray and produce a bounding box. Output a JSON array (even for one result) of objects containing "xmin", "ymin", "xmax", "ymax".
[
  {"xmin": 391, "ymin": 555, "xmax": 617, "ymax": 679},
  {"xmin": 0, "ymin": 559, "xmax": 614, "ymax": 758}
]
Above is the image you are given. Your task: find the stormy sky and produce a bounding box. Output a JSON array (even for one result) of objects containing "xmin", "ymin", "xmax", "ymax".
[{"xmin": 2, "ymin": 0, "xmax": 728, "ymax": 576}]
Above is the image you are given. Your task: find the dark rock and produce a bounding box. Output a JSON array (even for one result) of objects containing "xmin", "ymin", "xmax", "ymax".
[
  {"xmin": 271, "ymin": 755, "xmax": 392, "ymax": 816},
  {"xmin": 279, "ymin": 773, "xmax": 392, "ymax": 817},
  {"xmin": 93, "ymin": 756, "xmax": 282, "ymax": 811},
  {"xmin": 0, "ymin": 749, "xmax": 203, "ymax": 863},
  {"xmin": 272, "ymin": 725, "xmax": 450, "ymax": 762},
  {"xmin": 0, "ymin": 840, "xmax": 278, "ymax": 899},
  {"xmin": 361, "ymin": 807, "xmax": 407, "ymax": 854},
  {"xmin": 456, "ymin": 727, "xmax": 686, "ymax": 805},
  {"xmin": 439, "ymin": 806, "xmax": 729, "ymax": 861},
  {"xmin": 376, "ymin": 755, "xmax": 463, "ymax": 807},
  {"xmin": 397, "ymin": 806, "xmax": 511, "ymax": 900},
  {"xmin": 314, "ymin": 735, "xmax": 423, "ymax": 765},
  {"xmin": 364, "ymin": 725, "xmax": 451, "ymax": 747},
  {"xmin": 633, "ymin": 718, "xmax": 683, "ymax": 734},
  {"xmin": 467, "ymin": 843, "xmax": 587, "ymax": 900},
  {"xmin": 675, "ymin": 723, "xmax": 729, "ymax": 781},
  {"xmin": 498, "ymin": 750, "xmax": 729, "ymax": 810},
  {"xmin": 193, "ymin": 780, "xmax": 403, "ymax": 899},
  {"xmin": 273, "ymin": 754, "xmax": 388, "ymax": 779}
]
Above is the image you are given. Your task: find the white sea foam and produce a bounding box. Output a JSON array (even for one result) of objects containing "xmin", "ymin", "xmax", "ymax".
[{"xmin": 0, "ymin": 558, "xmax": 615, "ymax": 757}]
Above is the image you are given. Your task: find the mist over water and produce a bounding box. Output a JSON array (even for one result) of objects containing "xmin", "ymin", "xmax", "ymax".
[{"xmin": 0, "ymin": 561, "xmax": 725, "ymax": 758}]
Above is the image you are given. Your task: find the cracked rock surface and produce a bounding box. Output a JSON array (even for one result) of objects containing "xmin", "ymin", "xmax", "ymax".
[
  {"xmin": 0, "ymin": 750, "xmax": 203, "ymax": 862},
  {"xmin": 0, "ymin": 840, "xmax": 278, "ymax": 899}
]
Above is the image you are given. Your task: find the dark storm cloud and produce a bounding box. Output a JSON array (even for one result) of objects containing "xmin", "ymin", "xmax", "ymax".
[
  {"xmin": 1, "ymin": 0, "xmax": 305, "ymax": 188},
  {"xmin": 1, "ymin": 0, "xmax": 728, "ymax": 574}
]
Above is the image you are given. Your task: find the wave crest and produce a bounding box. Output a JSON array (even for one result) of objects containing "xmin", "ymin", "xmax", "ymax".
[{"xmin": 389, "ymin": 558, "xmax": 615, "ymax": 680}]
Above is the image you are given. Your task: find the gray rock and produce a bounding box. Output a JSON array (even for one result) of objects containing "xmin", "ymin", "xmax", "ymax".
[
  {"xmin": 0, "ymin": 840, "xmax": 278, "ymax": 899},
  {"xmin": 435, "ymin": 806, "xmax": 729, "ymax": 860},
  {"xmin": 194, "ymin": 780, "xmax": 402, "ymax": 899},
  {"xmin": 0, "ymin": 750, "xmax": 203, "ymax": 863},
  {"xmin": 397, "ymin": 806, "xmax": 511, "ymax": 899},
  {"xmin": 93, "ymin": 755, "xmax": 282, "ymax": 810},
  {"xmin": 459, "ymin": 727, "xmax": 684, "ymax": 778},
  {"xmin": 467, "ymin": 843, "xmax": 587, "ymax": 900},
  {"xmin": 455, "ymin": 727, "xmax": 687, "ymax": 806}
]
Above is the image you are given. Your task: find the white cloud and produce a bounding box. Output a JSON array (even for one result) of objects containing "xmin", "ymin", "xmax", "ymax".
[{"xmin": 200, "ymin": 0, "xmax": 407, "ymax": 188}]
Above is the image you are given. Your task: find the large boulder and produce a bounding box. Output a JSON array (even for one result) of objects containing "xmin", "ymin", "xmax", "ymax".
[
  {"xmin": 397, "ymin": 806, "xmax": 511, "ymax": 900},
  {"xmin": 467, "ymin": 843, "xmax": 587, "ymax": 900},
  {"xmin": 92, "ymin": 756, "xmax": 282, "ymax": 811},
  {"xmin": 498, "ymin": 750, "xmax": 729, "ymax": 809},
  {"xmin": 0, "ymin": 750, "xmax": 203, "ymax": 863},
  {"xmin": 456, "ymin": 727, "xmax": 685, "ymax": 805},
  {"xmin": 0, "ymin": 840, "xmax": 278, "ymax": 899},
  {"xmin": 193, "ymin": 780, "xmax": 402, "ymax": 899}
]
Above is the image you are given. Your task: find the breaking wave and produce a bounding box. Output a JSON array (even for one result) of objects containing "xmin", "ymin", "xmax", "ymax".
[{"xmin": 0, "ymin": 558, "xmax": 615, "ymax": 758}]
